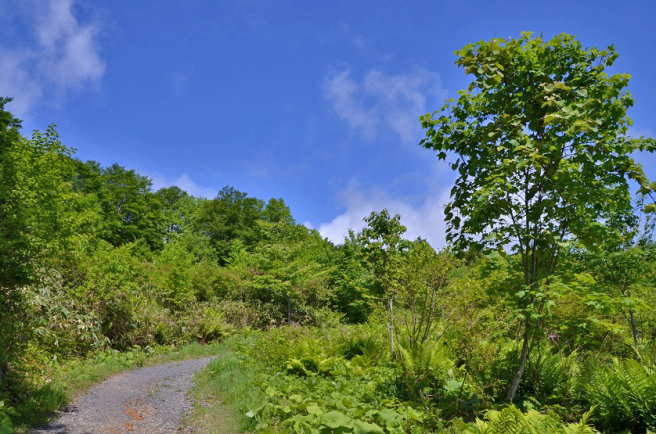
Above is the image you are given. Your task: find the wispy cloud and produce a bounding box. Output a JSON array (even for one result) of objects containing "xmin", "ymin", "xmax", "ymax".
[
  {"xmin": 323, "ymin": 68, "xmax": 444, "ymax": 145},
  {"xmin": 0, "ymin": 0, "xmax": 105, "ymax": 118},
  {"xmin": 338, "ymin": 24, "xmax": 371, "ymax": 52},
  {"xmin": 628, "ymin": 126, "xmax": 654, "ymax": 139},
  {"xmin": 150, "ymin": 173, "xmax": 217, "ymax": 199},
  {"xmin": 317, "ymin": 179, "xmax": 450, "ymax": 248}
]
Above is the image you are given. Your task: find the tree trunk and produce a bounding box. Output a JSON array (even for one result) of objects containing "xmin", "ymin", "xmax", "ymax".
[
  {"xmin": 506, "ymin": 319, "xmax": 531, "ymax": 402},
  {"xmin": 629, "ymin": 309, "xmax": 640, "ymax": 360},
  {"xmin": 389, "ymin": 296, "xmax": 395, "ymax": 359}
]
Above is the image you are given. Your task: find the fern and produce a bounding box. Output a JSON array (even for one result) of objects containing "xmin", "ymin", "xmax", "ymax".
[
  {"xmin": 525, "ymin": 348, "xmax": 579, "ymax": 405},
  {"xmin": 585, "ymin": 358, "xmax": 656, "ymax": 432},
  {"xmin": 397, "ymin": 338, "xmax": 453, "ymax": 375},
  {"xmin": 465, "ymin": 406, "xmax": 598, "ymax": 434},
  {"xmin": 396, "ymin": 338, "xmax": 456, "ymax": 402},
  {"xmin": 200, "ymin": 307, "xmax": 234, "ymax": 341}
]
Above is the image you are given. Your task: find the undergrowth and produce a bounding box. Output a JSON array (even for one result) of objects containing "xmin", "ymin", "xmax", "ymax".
[{"xmin": 199, "ymin": 327, "xmax": 603, "ymax": 433}]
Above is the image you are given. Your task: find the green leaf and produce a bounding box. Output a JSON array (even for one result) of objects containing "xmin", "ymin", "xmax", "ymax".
[
  {"xmin": 306, "ymin": 404, "xmax": 324, "ymax": 416},
  {"xmin": 377, "ymin": 409, "xmax": 401, "ymax": 427},
  {"xmin": 544, "ymin": 114, "xmax": 558, "ymax": 124},
  {"xmin": 353, "ymin": 420, "xmax": 385, "ymax": 434},
  {"xmin": 322, "ymin": 411, "xmax": 351, "ymax": 429}
]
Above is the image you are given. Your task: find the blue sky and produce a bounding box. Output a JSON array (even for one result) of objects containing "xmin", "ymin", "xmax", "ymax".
[{"xmin": 1, "ymin": 0, "xmax": 654, "ymax": 246}]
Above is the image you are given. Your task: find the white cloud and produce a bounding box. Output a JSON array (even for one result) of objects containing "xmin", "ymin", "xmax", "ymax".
[
  {"xmin": 0, "ymin": 0, "xmax": 105, "ymax": 118},
  {"xmin": 0, "ymin": 53, "xmax": 42, "ymax": 116},
  {"xmin": 324, "ymin": 68, "xmax": 444, "ymax": 145},
  {"xmin": 317, "ymin": 180, "xmax": 450, "ymax": 248},
  {"xmin": 150, "ymin": 173, "xmax": 217, "ymax": 199}
]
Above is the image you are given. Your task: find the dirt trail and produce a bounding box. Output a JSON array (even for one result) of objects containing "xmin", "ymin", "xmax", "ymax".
[{"xmin": 31, "ymin": 357, "xmax": 214, "ymax": 434}]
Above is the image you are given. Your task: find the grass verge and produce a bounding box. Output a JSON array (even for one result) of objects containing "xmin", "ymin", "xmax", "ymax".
[
  {"xmin": 13, "ymin": 341, "xmax": 226, "ymax": 433},
  {"xmin": 184, "ymin": 336, "xmax": 264, "ymax": 433}
]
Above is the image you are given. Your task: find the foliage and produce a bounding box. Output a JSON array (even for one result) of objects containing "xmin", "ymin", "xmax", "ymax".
[
  {"xmin": 582, "ymin": 245, "xmax": 655, "ymax": 357},
  {"xmin": 585, "ymin": 358, "xmax": 656, "ymax": 433},
  {"xmin": 0, "ymin": 125, "xmax": 74, "ymax": 289},
  {"xmin": 75, "ymin": 241, "xmax": 151, "ymax": 348},
  {"xmin": 199, "ymin": 307, "xmax": 235, "ymax": 341},
  {"xmin": 420, "ymin": 32, "xmax": 656, "ymax": 402},
  {"xmin": 0, "ymin": 105, "xmax": 79, "ymax": 401},
  {"xmin": 153, "ymin": 240, "xmax": 195, "ymax": 311},
  {"xmin": 72, "ymin": 161, "xmax": 165, "ymax": 250},
  {"xmin": 462, "ymin": 406, "xmax": 597, "ymax": 434},
  {"xmin": 331, "ymin": 231, "xmax": 378, "ymax": 323},
  {"xmin": 359, "ymin": 209, "xmax": 411, "ymax": 358},
  {"xmin": 230, "ymin": 327, "xmax": 434, "ymax": 434},
  {"xmin": 0, "ymin": 397, "xmax": 15, "ymax": 434},
  {"xmin": 397, "ymin": 242, "xmax": 463, "ymax": 349},
  {"xmin": 192, "ymin": 186, "xmax": 265, "ymax": 263}
]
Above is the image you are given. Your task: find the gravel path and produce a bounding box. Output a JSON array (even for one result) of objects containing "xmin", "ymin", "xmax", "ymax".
[{"xmin": 32, "ymin": 357, "xmax": 215, "ymax": 434}]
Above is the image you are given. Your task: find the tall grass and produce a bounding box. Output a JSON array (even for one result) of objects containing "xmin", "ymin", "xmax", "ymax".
[{"xmin": 187, "ymin": 336, "xmax": 264, "ymax": 433}]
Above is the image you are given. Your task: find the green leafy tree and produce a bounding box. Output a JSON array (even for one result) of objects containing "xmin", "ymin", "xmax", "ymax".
[
  {"xmin": 360, "ymin": 209, "xmax": 411, "ymax": 358},
  {"xmin": 419, "ymin": 33, "xmax": 655, "ymax": 401},
  {"xmin": 0, "ymin": 100, "xmax": 78, "ymax": 378},
  {"xmin": 99, "ymin": 164, "xmax": 164, "ymax": 249},
  {"xmin": 581, "ymin": 211, "xmax": 656, "ymax": 359},
  {"xmin": 165, "ymin": 195, "xmax": 216, "ymax": 261},
  {"xmin": 262, "ymin": 197, "xmax": 294, "ymax": 224},
  {"xmin": 78, "ymin": 241, "xmax": 149, "ymax": 348},
  {"xmin": 232, "ymin": 220, "xmax": 332, "ymax": 324},
  {"xmin": 331, "ymin": 230, "xmax": 378, "ymax": 323},
  {"xmin": 0, "ymin": 122, "xmax": 74, "ymax": 288},
  {"xmin": 398, "ymin": 241, "xmax": 463, "ymax": 350},
  {"xmin": 156, "ymin": 186, "xmax": 189, "ymax": 242},
  {"xmin": 585, "ymin": 247, "xmax": 654, "ymax": 358},
  {"xmin": 192, "ymin": 186, "xmax": 264, "ymax": 264},
  {"xmin": 71, "ymin": 161, "xmax": 165, "ymax": 249}
]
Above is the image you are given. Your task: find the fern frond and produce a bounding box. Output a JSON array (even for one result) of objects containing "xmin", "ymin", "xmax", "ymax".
[{"xmin": 466, "ymin": 406, "xmax": 598, "ymax": 434}]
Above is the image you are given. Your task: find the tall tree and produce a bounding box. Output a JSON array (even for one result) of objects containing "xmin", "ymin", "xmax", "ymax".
[
  {"xmin": 332, "ymin": 230, "xmax": 378, "ymax": 323},
  {"xmin": 156, "ymin": 186, "xmax": 190, "ymax": 242},
  {"xmin": 419, "ymin": 33, "xmax": 655, "ymax": 401},
  {"xmin": 262, "ymin": 198, "xmax": 294, "ymax": 224},
  {"xmin": 193, "ymin": 186, "xmax": 264, "ymax": 263},
  {"xmin": 93, "ymin": 163, "xmax": 164, "ymax": 250},
  {"xmin": 0, "ymin": 99, "xmax": 77, "ymax": 378},
  {"xmin": 0, "ymin": 107, "xmax": 74, "ymax": 288}
]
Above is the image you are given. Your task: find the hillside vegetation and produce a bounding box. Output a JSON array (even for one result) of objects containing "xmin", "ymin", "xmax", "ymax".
[{"xmin": 2, "ymin": 33, "xmax": 656, "ymax": 433}]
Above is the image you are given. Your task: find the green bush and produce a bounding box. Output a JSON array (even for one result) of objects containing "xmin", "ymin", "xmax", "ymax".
[
  {"xmin": 77, "ymin": 241, "xmax": 149, "ymax": 349},
  {"xmin": 153, "ymin": 240, "xmax": 195, "ymax": 311},
  {"xmin": 0, "ymin": 396, "xmax": 16, "ymax": 434}
]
